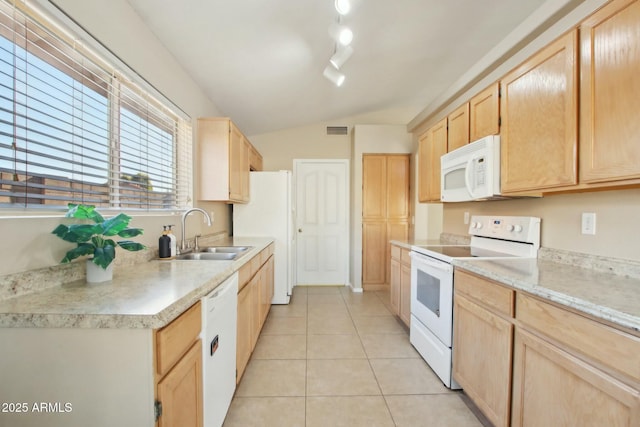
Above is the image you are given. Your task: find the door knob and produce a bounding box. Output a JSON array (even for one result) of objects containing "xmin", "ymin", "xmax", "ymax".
[{"xmin": 298, "ymin": 228, "xmax": 302, "ymax": 233}]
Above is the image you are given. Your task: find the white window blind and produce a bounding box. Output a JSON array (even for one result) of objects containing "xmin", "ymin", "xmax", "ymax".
[{"xmin": 0, "ymin": 0, "xmax": 192, "ymax": 210}]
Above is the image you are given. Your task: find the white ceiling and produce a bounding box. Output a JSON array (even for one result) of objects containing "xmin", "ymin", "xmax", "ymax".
[{"xmin": 126, "ymin": 0, "xmax": 551, "ymax": 136}]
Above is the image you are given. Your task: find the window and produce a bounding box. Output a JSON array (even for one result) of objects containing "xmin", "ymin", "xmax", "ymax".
[{"xmin": 0, "ymin": 0, "xmax": 192, "ymax": 211}]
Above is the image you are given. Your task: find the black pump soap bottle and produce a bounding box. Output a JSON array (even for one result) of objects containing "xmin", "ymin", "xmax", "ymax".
[{"xmin": 159, "ymin": 226, "xmax": 171, "ymax": 259}]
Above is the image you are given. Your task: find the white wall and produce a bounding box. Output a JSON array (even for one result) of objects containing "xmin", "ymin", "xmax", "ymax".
[
  {"xmin": 0, "ymin": 0, "xmax": 226, "ymax": 276},
  {"xmin": 350, "ymin": 125, "xmax": 413, "ymax": 290}
]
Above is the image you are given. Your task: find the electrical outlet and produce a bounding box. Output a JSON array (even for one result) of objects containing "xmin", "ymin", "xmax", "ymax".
[
  {"xmin": 463, "ymin": 212, "xmax": 470, "ymax": 225},
  {"xmin": 581, "ymin": 212, "xmax": 596, "ymax": 235}
]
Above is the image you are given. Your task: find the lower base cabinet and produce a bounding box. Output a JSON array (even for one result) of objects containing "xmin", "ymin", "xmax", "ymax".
[
  {"xmin": 236, "ymin": 244, "xmax": 275, "ymax": 384},
  {"xmin": 454, "ymin": 269, "xmax": 640, "ymax": 427},
  {"xmin": 453, "ymin": 271, "xmax": 514, "ymax": 427},
  {"xmin": 389, "ymin": 244, "xmax": 411, "ymax": 327},
  {"xmin": 511, "ymin": 329, "xmax": 640, "ymax": 427}
]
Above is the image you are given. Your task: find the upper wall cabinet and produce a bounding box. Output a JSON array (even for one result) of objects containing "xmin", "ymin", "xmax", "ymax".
[
  {"xmin": 447, "ymin": 103, "xmax": 470, "ymax": 152},
  {"xmin": 500, "ymin": 30, "xmax": 579, "ymax": 194},
  {"xmin": 198, "ymin": 118, "xmax": 260, "ymax": 203},
  {"xmin": 469, "ymin": 82, "xmax": 500, "ymax": 141},
  {"xmin": 580, "ymin": 0, "xmax": 640, "ymax": 185},
  {"xmin": 418, "ymin": 118, "xmax": 447, "ymax": 203}
]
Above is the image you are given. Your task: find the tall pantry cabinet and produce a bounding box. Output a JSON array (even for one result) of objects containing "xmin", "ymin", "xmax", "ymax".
[{"xmin": 362, "ymin": 154, "xmax": 410, "ymax": 291}]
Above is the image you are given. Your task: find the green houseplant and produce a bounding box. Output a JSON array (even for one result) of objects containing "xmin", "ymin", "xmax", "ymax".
[{"xmin": 52, "ymin": 204, "xmax": 146, "ymax": 281}]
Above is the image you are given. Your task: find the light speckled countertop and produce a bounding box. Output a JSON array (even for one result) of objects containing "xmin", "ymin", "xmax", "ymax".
[
  {"xmin": 454, "ymin": 257, "xmax": 640, "ymax": 334},
  {"xmin": 0, "ymin": 237, "xmax": 273, "ymax": 329}
]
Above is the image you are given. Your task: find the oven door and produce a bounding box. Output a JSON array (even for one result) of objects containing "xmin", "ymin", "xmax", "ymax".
[{"xmin": 409, "ymin": 251, "xmax": 454, "ymax": 347}]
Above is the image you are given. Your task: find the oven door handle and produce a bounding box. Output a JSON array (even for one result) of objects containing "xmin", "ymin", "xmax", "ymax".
[{"xmin": 410, "ymin": 252, "xmax": 453, "ymax": 273}]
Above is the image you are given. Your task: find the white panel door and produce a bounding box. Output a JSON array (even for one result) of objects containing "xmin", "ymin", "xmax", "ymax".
[{"xmin": 294, "ymin": 160, "xmax": 349, "ymax": 285}]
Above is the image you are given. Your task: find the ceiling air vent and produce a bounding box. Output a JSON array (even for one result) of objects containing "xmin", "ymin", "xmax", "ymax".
[{"xmin": 326, "ymin": 126, "xmax": 348, "ymax": 135}]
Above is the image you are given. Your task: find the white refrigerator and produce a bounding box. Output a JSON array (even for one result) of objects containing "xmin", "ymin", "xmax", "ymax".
[{"xmin": 233, "ymin": 171, "xmax": 294, "ymax": 304}]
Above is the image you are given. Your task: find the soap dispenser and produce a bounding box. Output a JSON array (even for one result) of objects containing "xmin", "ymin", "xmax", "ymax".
[
  {"xmin": 167, "ymin": 225, "xmax": 177, "ymax": 257},
  {"xmin": 159, "ymin": 226, "xmax": 171, "ymax": 259}
]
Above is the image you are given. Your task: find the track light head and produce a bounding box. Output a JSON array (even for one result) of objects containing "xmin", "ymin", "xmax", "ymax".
[{"xmin": 323, "ymin": 65, "xmax": 345, "ymax": 87}]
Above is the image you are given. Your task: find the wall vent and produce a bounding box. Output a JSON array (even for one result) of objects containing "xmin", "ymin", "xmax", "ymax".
[{"xmin": 326, "ymin": 126, "xmax": 348, "ymax": 135}]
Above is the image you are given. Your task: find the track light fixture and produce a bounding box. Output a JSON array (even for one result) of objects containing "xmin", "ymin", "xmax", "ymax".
[
  {"xmin": 323, "ymin": 65, "xmax": 345, "ymax": 87},
  {"xmin": 329, "ymin": 45, "xmax": 353, "ymax": 69},
  {"xmin": 323, "ymin": 1, "xmax": 355, "ymax": 86},
  {"xmin": 335, "ymin": 0, "xmax": 351, "ymax": 15}
]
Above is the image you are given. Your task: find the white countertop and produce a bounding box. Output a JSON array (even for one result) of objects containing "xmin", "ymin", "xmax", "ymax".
[{"xmin": 0, "ymin": 237, "xmax": 273, "ymax": 329}]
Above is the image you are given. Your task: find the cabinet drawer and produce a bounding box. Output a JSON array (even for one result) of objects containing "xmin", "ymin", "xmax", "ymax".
[
  {"xmin": 400, "ymin": 248, "xmax": 411, "ymax": 266},
  {"xmin": 455, "ymin": 270, "xmax": 514, "ymax": 317},
  {"xmin": 156, "ymin": 301, "xmax": 202, "ymax": 377},
  {"xmin": 391, "ymin": 244, "xmax": 401, "ymax": 260},
  {"xmin": 238, "ymin": 263, "xmax": 252, "ymax": 292},
  {"xmin": 250, "ymin": 252, "xmax": 262, "ymax": 276},
  {"xmin": 516, "ymin": 293, "xmax": 640, "ymax": 381}
]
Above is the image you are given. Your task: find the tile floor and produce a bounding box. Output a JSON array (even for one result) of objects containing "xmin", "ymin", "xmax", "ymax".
[{"xmin": 223, "ymin": 285, "xmax": 486, "ymax": 427}]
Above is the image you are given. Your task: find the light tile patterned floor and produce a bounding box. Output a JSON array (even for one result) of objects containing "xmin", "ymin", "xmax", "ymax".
[{"xmin": 223, "ymin": 286, "xmax": 486, "ymax": 427}]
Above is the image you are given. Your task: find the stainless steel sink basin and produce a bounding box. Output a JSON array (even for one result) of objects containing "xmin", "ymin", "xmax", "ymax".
[
  {"xmin": 175, "ymin": 252, "xmax": 237, "ymax": 261},
  {"xmin": 173, "ymin": 245, "xmax": 252, "ymax": 261},
  {"xmin": 201, "ymin": 246, "xmax": 250, "ymax": 253}
]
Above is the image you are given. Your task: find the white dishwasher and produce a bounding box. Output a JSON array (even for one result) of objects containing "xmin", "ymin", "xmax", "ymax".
[{"xmin": 201, "ymin": 272, "xmax": 238, "ymax": 427}]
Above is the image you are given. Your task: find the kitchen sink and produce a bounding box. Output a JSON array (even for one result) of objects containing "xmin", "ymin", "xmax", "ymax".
[
  {"xmin": 175, "ymin": 252, "xmax": 238, "ymax": 261},
  {"xmin": 173, "ymin": 246, "xmax": 252, "ymax": 261},
  {"xmin": 201, "ymin": 246, "xmax": 250, "ymax": 253}
]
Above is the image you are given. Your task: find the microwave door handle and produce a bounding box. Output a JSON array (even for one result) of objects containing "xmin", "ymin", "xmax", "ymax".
[{"xmin": 464, "ymin": 157, "xmax": 475, "ymax": 199}]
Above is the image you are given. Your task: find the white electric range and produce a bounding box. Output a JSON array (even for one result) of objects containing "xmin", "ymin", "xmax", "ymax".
[{"xmin": 409, "ymin": 216, "xmax": 541, "ymax": 389}]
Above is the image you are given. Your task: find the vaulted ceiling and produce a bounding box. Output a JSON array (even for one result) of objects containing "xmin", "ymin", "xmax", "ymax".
[{"xmin": 126, "ymin": 0, "xmax": 554, "ymax": 135}]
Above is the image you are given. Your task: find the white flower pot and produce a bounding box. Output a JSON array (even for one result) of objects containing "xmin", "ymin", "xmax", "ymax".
[{"xmin": 86, "ymin": 260, "xmax": 113, "ymax": 283}]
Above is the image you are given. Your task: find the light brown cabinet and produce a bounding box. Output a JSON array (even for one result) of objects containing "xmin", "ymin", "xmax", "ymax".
[
  {"xmin": 454, "ymin": 269, "xmax": 640, "ymax": 427},
  {"xmin": 155, "ymin": 301, "xmax": 203, "ymax": 427},
  {"xmin": 500, "ymin": 30, "xmax": 579, "ymax": 193},
  {"xmin": 447, "ymin": 103, "xmax": 470, "ymax": 152},
  {"xmin": 389, "ymin": 243, "xmax": 411, "ymax": 327},
  {"xmin": 418, "ymin": 118, "xmax": 447, "ymax": 202},
  {"xmin": 453, "ymin": 271, "xmax": 514, "ymax": 427},
  {"xmin": 512, "ymin": 293, "xmax": 640, "ymax": 426},
  {"xmin": 197, "ymin": 118, "xmax": 260, "ymax": 203},
  {"xmin": 362, "ymin": 154, "xmax": 409, "ymax": 290},
  {"xmin": 579, "ymin": 0, "xmax": 640, "ymax": 186},
  {"xmin": 249, "ymin": 143, "xmax": 263, "ymax": 171},
  {"xmin": 236, "ymin": 244, "xmax": 275, "ymax": 384},
  {"xmin": 469, "ymin": 82, "xmax": 500, "ymax": 141}
]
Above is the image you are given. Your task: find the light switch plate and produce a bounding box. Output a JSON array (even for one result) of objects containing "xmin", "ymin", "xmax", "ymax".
[{"xmin": 581, "ymin": 212, "xmax": 596, "ymax": 235}]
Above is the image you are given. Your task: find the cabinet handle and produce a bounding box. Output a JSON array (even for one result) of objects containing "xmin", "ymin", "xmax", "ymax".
[{"xmin": 298, "ymin": 228, "xmax": 302, "ymax": 233}]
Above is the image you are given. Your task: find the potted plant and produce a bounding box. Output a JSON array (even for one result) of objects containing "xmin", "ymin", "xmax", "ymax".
[{"xmin": 52, "ymin": 203, "xmax": 146, "ymax": 283}]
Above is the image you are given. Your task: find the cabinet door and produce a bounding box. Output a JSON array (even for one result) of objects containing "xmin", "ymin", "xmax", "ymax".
[
  {"xmin": 447, "ymin": 103, "xmax": 470, "ymax": 151},
  {"xmin": 389, "ymin": 257, "xmax": 401, "ymax": 316},
  {"xmin": 469, "ymin": 82, "xmax": 500, "ymax": 141},
  {"xmin": 418, "ymin": 118, "xmax": 447, "ymax": 202},
  {"xmin": 399, "ymin": 263, "xmax": 411, "ymax": 327},
  {"xmin": 386, "ymin": 155, "xmax": 410, "ymax": 219},
  {"xmin": 453, "ymin": 294, "xmax": 513, "ymax": 427},
  {"xmin": 417, "ymin": 131, "xmax": 430, "ymax": 203},
  {"xmin": 157, "ymin": 340, "xmax": 203, "ymax": 427},
  {"xmin": 228, "ymin": 123, "xmax": 244, "ymax": 201},
  {"xmin": 500, "ymin": 30, "xmax": 578, "ymax": 193},
  {"xmin": 362, "ymin": 222, "xmax": 387, "ymax": 285},
  {"xmin": 250, "ymin": 274, "xmax": 260, "ymax": 350},
  {"xmin": 511, "ymin": 329, "xmax": 640, "ymax": 427},
  {"xmin": 362, "ymin": 155, "xmax": 387, "ymax": 220},
  {"xmin": 580, "ymin": 0, "xmax": 640, "ymax": 183},
  {"xmin": 236, "ymin": 283, "xmax": 252, "ymax": 384},
  {"xmin": 387, "ymin": 221, "xmax": 408, "ymax": 285}
]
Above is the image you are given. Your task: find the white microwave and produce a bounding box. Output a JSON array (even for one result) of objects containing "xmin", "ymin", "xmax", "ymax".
[{"xmin": 440, "ymin": 135, "xmax": 501, "ymax": 202}]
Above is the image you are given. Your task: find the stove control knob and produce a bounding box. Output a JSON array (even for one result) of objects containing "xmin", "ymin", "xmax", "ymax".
[
  {"xmin": 473, "ymin": 222, "xmax": 483, "ymax": 229},
  {"xmin": 507, "ymin": 225, "xmax": 515, "ymax": 231},
  {"xmin": 514, "ymin": 225, "xmax": 523, "ymax": 233}
]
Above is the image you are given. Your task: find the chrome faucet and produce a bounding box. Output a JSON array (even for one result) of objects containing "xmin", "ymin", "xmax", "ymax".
[{"xmin": 180, "ymin": 208, "xmax": 212, "ymax": 253}]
